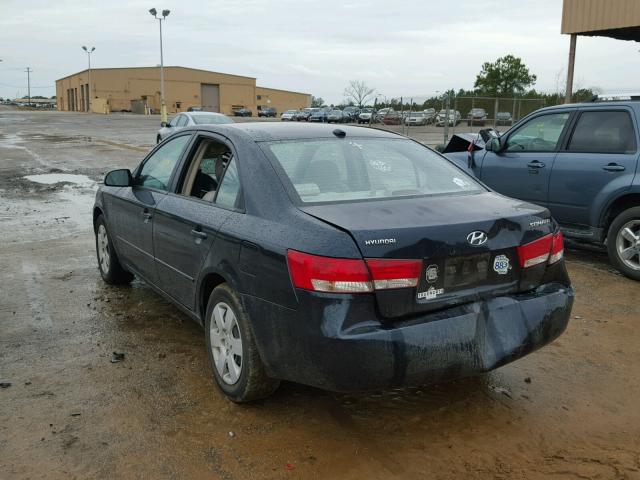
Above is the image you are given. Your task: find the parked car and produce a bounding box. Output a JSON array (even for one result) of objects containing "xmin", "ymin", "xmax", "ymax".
[
  {"xmin": 443, "ymin": 99, "xmax": 640, "ymax": 280},
  {"xmin": 357, "ymin": 108, "xmax": 376, "ymax": 124},
  {"xmin": 309, "ymin": 109, "xmax": 329, "ymax": 122},
  {"xmin": 295, "ymin": 108, "xmax": 315, "ymax": 121},
  {"xmin": 495, "ymin": 111, "xmax": 513, "ymax": 126},
  {"xmin": 435, "ymin": 110, "xmax": 461, "ymax": 126},
  {"xmin": 381, "ymin": 111, "xmax": 402, "ymax": 125},
  {"xmin": 258, "ymin": 107, "xmax": 277, "ymax": 118},
  {"xmin": 405, "ymin": 112, "xmax": 428, "ymax": 126},
  {"xmin": 467, "ymin": 108, "xmax": 488, "ymax": 126},
  {"xmin": 375, "ymin": 107, "xmax": 394, "ymax": 122},
  {"xmin": 94, "ymin": 122, "xmax": 573, "ymax": 402},
  {"xmin": 187, "ymin": 106, "xmax": 203, "ymax": 112},
  {"xmin": 342, "ymin": 106, "xmax": 360, "ymax": 122},
  {"xmin": 327, "ymin": 110, "xmax": 345, "ymax": 123},
  {"xmin": 232, "ymin": 108, "xmax": 252, "ymax": 117},
  {"xmin": 423, "ymin": 108, "xmax": 437, "ymax": 124},
  {"xmin": 281, "ymin": 109, "xmax": 299, "ymax": 121},
  {"xmin": 157, "ymin": 112, "xmax": 233, "ymax": 143}
]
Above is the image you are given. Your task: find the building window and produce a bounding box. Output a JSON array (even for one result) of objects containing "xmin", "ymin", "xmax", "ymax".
[{"xmin": 257, "ymin": 95, "xmax": 262, "ymax": 100}]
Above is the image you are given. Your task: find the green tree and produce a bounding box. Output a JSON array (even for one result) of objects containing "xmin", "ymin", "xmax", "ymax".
[
  {"xmin": 474, "ymin": 55, "xmax": 537, "ymax": 95},
  {"xmin": 311, "ymin": 95, "xmax": 325, "ymax": 107}
]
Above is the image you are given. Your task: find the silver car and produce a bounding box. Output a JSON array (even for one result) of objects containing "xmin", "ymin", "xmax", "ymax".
[{"xmin": 157, "ymin": 112, "xmax": 233, "ymax": 143}]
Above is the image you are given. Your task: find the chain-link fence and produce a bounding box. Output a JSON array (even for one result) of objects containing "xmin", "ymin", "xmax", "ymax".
[{"xmin": 359, "ymin": 94, "xmax": 548, "ymax": 147}]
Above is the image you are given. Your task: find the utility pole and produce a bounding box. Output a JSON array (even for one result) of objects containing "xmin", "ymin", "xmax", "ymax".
[{"xmin": 25, "ymin": 67, "xmax": 32, "ymax": 106}]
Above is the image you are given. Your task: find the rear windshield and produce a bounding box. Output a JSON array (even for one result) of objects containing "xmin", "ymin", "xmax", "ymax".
[
  {"xmin": 262, "ymin": 138, "xmax": 484, "ymax": 204},
  {"xmin": 192, "ymin": 115, "xmax": 232, "ymax": 125}
]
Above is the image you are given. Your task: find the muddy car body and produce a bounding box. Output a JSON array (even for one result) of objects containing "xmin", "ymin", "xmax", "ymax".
[{"xmin": 93, "ymin": 123, "xmax": 573, "ymax": 402}]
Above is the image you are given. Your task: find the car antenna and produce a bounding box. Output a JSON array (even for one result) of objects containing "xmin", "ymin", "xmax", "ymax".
[{"xmin": 333, "ymin": 129, "xmax": 346, "ymax": 138}]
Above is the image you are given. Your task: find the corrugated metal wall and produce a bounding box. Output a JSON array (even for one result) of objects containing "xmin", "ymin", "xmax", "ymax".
[{"xmin": 562, "ymin": 0, "xmax": 640, "ymax": 34}]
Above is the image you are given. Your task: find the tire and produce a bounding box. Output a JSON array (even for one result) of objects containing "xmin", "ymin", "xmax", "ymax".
[
  {"xmin": 95, "ymin": 215, "xmax": 134, "ymax": 285},
  {"xmin": 204, "ymin": 284, "xmax": 280, "ymax": 402},
  {"xmin": 607, "ymin": 206, "xmax": 640, "ymax": 281}
]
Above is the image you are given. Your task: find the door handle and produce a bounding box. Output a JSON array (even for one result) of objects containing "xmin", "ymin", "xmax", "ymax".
[
  {"xmin": 602, "ymin": 163, "xmax": 625, "ymax": 172},
  {"xmin": 190, "ymin": 229, "xmax": 208, "ymax": 240},
  {"xmin": 141, "ymin": 208, "xmax": 152, "ymax": 221},
  {"xmin": 527, "ymin": 161, "xmax": 545, "ymax": 169}
]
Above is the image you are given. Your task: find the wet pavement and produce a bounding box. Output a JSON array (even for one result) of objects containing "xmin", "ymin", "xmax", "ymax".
[{"xmin": 1, "ymin": 108, "xmax": 640, "ymax": 479}]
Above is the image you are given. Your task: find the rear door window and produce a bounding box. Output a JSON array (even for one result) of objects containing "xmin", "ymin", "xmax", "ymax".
[{"xmin": 567, "ymin": 111, "xmax": 636, "ymax": 154}]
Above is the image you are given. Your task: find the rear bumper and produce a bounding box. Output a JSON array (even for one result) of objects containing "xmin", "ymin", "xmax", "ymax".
[{"xmin": 242, "ymin": 283, "xmax": 573, "ymax": 392}]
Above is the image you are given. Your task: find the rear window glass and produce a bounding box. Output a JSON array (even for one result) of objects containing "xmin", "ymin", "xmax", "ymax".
[
  {"xmin": 568, "ymin": 111, "xmax": 636, "ymax": 154},
  {"xmin": 262, "ymin": 138, "xmax": 483, "ymax": 204},
  {"xmin": 191, "ymin": 115, "xmax": 232, "ymax": 125}
]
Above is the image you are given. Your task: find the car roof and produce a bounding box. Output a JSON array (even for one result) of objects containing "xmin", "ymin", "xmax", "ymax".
[
  {"xmin": 538, "ymin": 100, "xmax": 640, "ymax": 111},
  {"xmin": 186, "ymin": 111, "xmax": 227, "ymax": 116},
  {"xmin": 190, "ymin": 122, "xmax": 403, "ymax": 142}
]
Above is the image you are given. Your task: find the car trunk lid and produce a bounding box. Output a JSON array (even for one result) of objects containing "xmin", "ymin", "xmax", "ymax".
[{"xmin": 300, "ymin": 192, "xmax": 555, "ymax": 318}]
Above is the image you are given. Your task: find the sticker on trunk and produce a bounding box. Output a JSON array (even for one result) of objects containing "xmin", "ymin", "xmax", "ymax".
[
  {"xmin": 425, "ymin": 264, "xmax": 439, "ymax": 283},
  {"xmin": 417, "ymin": 286, "xmax": 444, "ymax": 300},
  {"xmin": 493, "ymin": 254, "xmax": 511, "ymax": 275}
]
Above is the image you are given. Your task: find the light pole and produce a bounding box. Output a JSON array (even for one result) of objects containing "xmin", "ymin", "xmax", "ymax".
[
  {"xmin": 82, "ymin": 46, "xmax": 95, "ymax": 112},
  {"xmin": 25, "ymin": 67, "xmax": 32, "ymax": 107},
  {"xmin": 149, "ymin": 8, "xmax": 170, "ymax": 124}
]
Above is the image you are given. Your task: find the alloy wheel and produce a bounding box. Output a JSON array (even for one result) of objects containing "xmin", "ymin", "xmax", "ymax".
[
  {"xmin": 209, "ymin": 302, "xmax": 243, "ymax": 385},
  {"xmin": 97, "ymin": 224, "xmax": 110, "ymax": 273},
  {"xmin": 616, "ymin": 219, "xmax": 640, "ymax": 271}
]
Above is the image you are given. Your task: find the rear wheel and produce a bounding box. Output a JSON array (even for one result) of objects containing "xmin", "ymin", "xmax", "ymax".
[
  {"xmin": 95, "ymin": 215, "xmax": 134, "ymax": 285},
  {"xmin": 204, "ymin": 284, "xmax": 280, "ymax": 402},
  {"xmin": 607, "ymin": 206, "xmax": 640, "ymax": 281}
]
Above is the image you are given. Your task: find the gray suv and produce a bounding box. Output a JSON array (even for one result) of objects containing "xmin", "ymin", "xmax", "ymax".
[{"xmin": 445, "ymin": 97, "xmax": 640, "ymax": 280}]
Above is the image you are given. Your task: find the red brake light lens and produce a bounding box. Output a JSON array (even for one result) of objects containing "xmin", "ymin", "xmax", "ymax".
[
  {"xmin": 287, "ymin": 250, "xmax": 373, "ymax": 293},
  {"xmin": 549, "ymin": 231, "xmax": 564, "ymax": 264},
  {"xmin": 517, "ymin": 234, "xmax": 553, "ymax": 268},
  {"xmin": 287, "ymin": 250, "xmax": 422, "ymax": 294},
  {"xmin": 365, "ymin": 258, "xmax": 422, "ymax": 290}
]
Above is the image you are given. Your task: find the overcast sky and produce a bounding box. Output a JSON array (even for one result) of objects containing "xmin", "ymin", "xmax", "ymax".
[{"xmin": 2, "ymin": 0, "xmax": 640, "ymax": 103}]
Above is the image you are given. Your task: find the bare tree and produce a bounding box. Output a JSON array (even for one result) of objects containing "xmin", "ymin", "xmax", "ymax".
[{"xmin": 343, "ymin": 80, "xmax": 375, "ymax": 107}]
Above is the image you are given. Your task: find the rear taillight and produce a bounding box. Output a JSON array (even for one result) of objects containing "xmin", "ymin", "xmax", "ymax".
[
  {"xmin": 549, "ymin": 231, "xmax": 564, "ymax": 264},
  {"xmin": 365, "ymin": 258, "xmax": 421, "ymax": 290},
  {"xmin": 287, "ymin": 250, "xmax": 372, "ymax": 293},
  {"xmin": 287, "ymin": 250, "xmax": 421, "ymax": 294},
  {"xmin": 517, "ymin": 231, "xmax": 564, "ymax": 269}
]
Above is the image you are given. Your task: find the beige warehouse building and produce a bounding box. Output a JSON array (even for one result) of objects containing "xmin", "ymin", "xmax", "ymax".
[{"xmin": 55, "ymin": 66, "xmax": 311, "ymax": 116}]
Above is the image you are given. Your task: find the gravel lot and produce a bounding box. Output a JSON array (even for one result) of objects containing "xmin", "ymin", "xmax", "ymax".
[{"xmin": 1, "ymin": 108, "xmax": 639, "ymax": 480}]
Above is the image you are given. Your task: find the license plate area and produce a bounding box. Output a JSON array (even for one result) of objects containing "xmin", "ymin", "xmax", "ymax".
[
  {"xmin": 444, "ymin": 252, "xmax": 490, "ymax": 288},
  {"xmin": 416, "ymin": 250, "xmax": 517, "ymax": 304}
]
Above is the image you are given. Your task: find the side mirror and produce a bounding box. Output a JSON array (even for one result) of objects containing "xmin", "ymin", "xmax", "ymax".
[
  {"xmin": 485, "ymin": 137, "xmax": 502, "ymax": 153},
  {"xmin": 160, "ymin": 121, "xmax": 168, "ymax": 127},
  {"xmin": 104, "ymin": 169, "xmax": 133, "ymax": 187}
]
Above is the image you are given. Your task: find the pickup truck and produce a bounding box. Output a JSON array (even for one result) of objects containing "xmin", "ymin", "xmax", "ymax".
[{"xmin": 444, "ymin": 99, "xmax": 640, "ymax": 280}]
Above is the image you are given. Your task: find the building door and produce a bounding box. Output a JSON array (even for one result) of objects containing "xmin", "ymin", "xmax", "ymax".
[{"xmin": 201, "ymin": 84, "xmax": 220, "ymax": 112}]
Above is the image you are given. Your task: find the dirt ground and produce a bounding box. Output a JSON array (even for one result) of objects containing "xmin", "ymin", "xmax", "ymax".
[{"xmin": 1, "ymin": 108, "xmax": 639, "ymax": 480}]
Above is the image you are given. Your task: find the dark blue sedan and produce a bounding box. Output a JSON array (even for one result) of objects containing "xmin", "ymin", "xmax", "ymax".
[{"xmin": 93, "ymin": 123, "xmax": 573, "ymax": 402}]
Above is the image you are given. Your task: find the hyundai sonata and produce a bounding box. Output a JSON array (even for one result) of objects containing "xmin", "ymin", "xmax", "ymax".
[{"xmin": 93, "ymin": 123, "xmax": 573, "ymax": 402}]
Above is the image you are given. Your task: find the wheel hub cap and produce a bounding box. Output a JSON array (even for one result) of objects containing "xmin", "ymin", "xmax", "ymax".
[
  {"xmin": 97, "ymin": 225, "xmax": 110, "ymax": 272},
  {"xmin": 209, "ymin": 302, "xmax": 243, "ymax": 385},
  {"xmin": 616, "ymin": 220, "xmax": 640, "ymax": 271}
]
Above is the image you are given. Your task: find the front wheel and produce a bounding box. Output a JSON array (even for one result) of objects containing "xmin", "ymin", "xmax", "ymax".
[
  {"xmin": 607, "ymin": 207, "xmax": 640, "ymax": 280},
  {"xmin": 205, "ymin": 284, "xmax": 280, "ymax": 402},
  {"xmin": 95, "ymin": 215, "xmax": 134, "ymax": 285}
]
